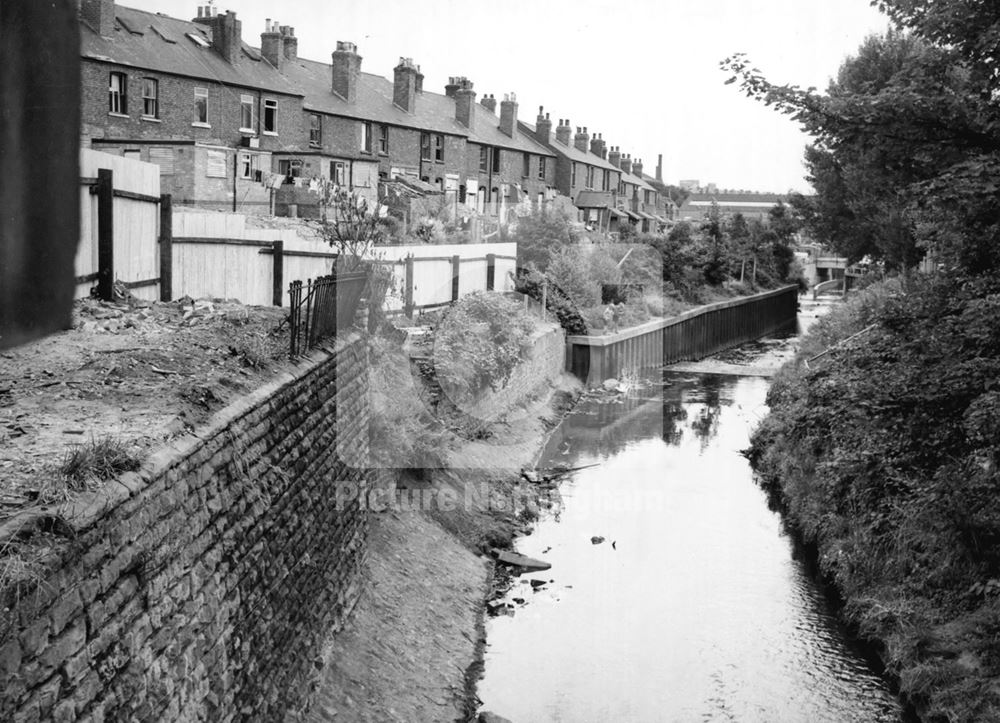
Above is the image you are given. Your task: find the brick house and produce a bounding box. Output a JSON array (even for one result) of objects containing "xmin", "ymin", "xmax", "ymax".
[
  {"xmin": 80, "ymin": 1, "xmax": 307, "ymax": 213},
  {"xmin": 519, "ymin": 112, "xmax": 625, "ymax": 230},
  {"xmin": 280, "ymin": 48, "xmax": 556, "ymax": 225}
]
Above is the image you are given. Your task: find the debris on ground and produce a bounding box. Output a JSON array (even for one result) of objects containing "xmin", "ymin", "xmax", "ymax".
[{"xmin": 0, "ymin": 296, "xmax": 288, "ymax": 522}]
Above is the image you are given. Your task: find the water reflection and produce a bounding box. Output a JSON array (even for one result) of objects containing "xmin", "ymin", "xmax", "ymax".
[{"xmin": 478, "ymin": 371, "xmax": 904, "ymax": 723}]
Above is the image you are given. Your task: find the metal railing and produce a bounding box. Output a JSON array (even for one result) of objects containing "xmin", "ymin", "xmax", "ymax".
[{"xmin": 288, "ymin": 269, "xmax": 368, "ymax": 358}]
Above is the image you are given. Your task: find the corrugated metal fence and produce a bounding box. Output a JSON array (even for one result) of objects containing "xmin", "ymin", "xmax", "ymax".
[{"xmin": 566, "ymin": 285, "xmax": 800, "ymax": 384}]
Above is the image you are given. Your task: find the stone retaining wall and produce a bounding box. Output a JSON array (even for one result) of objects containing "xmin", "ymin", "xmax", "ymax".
[{"xmin": 0, "ymin": 335, "xmax": 373, "ymax": 722}]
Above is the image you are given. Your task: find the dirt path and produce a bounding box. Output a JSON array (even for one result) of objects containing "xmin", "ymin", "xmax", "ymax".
[
  {"xmin": 307, "ymin": 376, "xmax": 581, "ymax": 723},
  {"xmin": 307, "ymin": 510, "xmax": 488, "ymax": 723}
]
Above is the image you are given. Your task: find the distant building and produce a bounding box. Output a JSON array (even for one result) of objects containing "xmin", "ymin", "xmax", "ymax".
[{"xmin": 676, "ymin": 192, "xmax": 788, "ymax": 222}]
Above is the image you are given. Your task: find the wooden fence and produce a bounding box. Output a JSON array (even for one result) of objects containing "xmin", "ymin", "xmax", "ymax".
[
  {"xmin": 566, "ymin": 285, "xmax": 800, "ymax": 384},
  {"xmin": 166, "ymin": 211, "xmax": 517, "ymax": 311},
  {"xmin": 76, "ymin": 149, "xmax": 162, "ymax": 301}
]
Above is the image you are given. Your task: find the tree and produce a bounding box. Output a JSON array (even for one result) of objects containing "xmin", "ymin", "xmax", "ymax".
[
  {"xmin": 721, "ymin": 16, "xmax": 1000, "ymax": 274},
  {"xmin": 318, "ymin": 188, "xmax": 386, "ymax": 271}
]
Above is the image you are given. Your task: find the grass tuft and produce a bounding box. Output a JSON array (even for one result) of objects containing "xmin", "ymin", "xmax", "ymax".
[{"xmin": 58, "ymin": 436, "xmax": 143, "ymax": 490}]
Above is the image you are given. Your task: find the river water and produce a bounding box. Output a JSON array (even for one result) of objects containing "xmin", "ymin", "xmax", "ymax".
[{"xmin": 476, "ymin": 306, "xmax": 906, "ymax": 722}]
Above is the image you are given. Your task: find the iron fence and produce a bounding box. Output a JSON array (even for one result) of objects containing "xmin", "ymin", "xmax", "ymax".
[{"xmin": 288, "ymin": 269, "xmax": 369, "ymax": 358}]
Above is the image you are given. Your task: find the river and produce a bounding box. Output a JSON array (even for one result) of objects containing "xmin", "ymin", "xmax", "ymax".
[{"xmin": 476, "ymin": 301, "xmax": 907, "ymax": 722}]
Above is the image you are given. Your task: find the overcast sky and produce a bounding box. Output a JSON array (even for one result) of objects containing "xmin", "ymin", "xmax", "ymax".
[{"xmin": 123, "ymin": 0, "xmax": 891, "ymax": 193}]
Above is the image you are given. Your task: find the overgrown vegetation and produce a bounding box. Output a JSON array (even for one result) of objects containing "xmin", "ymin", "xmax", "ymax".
[
  {"xmin": 434, "ymin": 292, "xmax": 535, "ymax": 403},
  {"xmin": 730, "ymin": 4, "xmax": 1000, "ymax": 719},
  {"xmin": 511, "ymin": 205, "xmax": 802, "ymax": 335}
]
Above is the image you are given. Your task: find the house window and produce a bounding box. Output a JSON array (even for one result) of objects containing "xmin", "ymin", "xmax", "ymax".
[
  {"xmin": 361, "ymin": 121, "xmax": 373, "ymax": 153},
  {"xmin": 109, "ymin": 72, "xmax": 127, "ymax": 114},
  {"xmin": 602, "ymin": 170, "xmax": 609, "ymax": 191},
  {"xmin": 309, "ymin": 114, "xmax": 321, "ymax": 146},
  {"xmin": 479, "ymin": 146, "xmax": 488, "ymax": 172},
  {"xmin": 240, "ymin": 94, "xmax": 254, "ymax": 131},
  {"xmin": 278, "ymin": 159, "xmax": 302, "ymax": 181},
  {"xmin": 141, "ymin": 78, "xmax": 158, "ymax": 118},
  {"xmin": 378, "ymin": 125, "xmax": 389, "ymax": 154},
  {"xmin": 263, "ymin": 99, "xmax": 277, "ymax": 133},
  {"xmin": 522, "ymin": 153, "xmax": 531, "ymax": 177},
  {"xmin": 571, "ymin": 162, "xmax": 577, "ymax": 187},
  {"xmin": 239, "ymin": 152, "xmax": 261, "ymax": 180},
  {"xmin": 433, "ymin": 134, "xmax": 444, "ymax": 162},
  {"xmin": 420, "ymin": 132, "xmax": 431, "ymax": 161},
  {"xmin": 193, "ymin": 87, "xmax": 208, "ymax": 124},
  {"xmin": 491, "ymin": 147, "xmax": 501, "ymax": 172},
  {"xmin": 330, "ymin": 160, "xmax": 347, "ymax": 186},
  {"xmin": 538, "ymin": 156, "xmax": 546, "ymax": 180}
]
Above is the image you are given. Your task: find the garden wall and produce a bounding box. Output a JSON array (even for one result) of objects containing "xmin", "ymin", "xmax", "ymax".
[{"xmin": 0, "ymin": 336, "xmax": 374, "ymax": 722}]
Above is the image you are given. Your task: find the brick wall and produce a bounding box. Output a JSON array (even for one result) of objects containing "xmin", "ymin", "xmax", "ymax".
[
  {"xmin": 461, "ymin": 321, "xmax": 566, "ymax": 422},
  {"xmin": 0, "ymin": 336, "xmax": 375, "ymax": 722}
]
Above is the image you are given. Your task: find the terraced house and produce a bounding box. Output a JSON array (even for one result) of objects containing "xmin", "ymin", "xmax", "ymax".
[{"xmin": 81, "ymin": 0, "xmax": 673, "ymax": 231}]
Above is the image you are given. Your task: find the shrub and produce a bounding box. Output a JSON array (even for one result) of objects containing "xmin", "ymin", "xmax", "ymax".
[{"xmin": 434, "ymin": 292, "xmax": 535, "ymax": 402}]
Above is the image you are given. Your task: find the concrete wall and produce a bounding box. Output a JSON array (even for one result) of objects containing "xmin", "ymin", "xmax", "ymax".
[
  {"xmin": 458, "ymin": 321, "xmax": 565, "ymax": 422},
  {"xmin": 0, "ymin": 337, "xmax": 374, "ymax": 722}
]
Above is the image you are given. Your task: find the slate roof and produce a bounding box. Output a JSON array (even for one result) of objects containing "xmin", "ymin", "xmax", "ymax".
[
  {"xmin": 619, "ymin": 170, "xmax": 655, "ymax": 193},
  {"xmin": 284, "ymin": 58, "xmax": 554, "ymax": 156},
  {"xmin": 518, "ymin": 122, "xmax": 621, "ymax": 173},
  {"xmin": 81, "ymin": 5, "xmax": 300, "ymax": 96}
]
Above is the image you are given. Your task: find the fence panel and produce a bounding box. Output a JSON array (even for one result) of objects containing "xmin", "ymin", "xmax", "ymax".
[
  {"xmin": 77, "ymin": 149, "xmax": 161, "ymax": 300},
  {"xmin": 172, "ymin": 242, "xmax": 273, "ymax": 305}
]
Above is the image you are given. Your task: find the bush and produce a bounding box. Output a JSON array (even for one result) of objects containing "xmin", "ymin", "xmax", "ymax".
[{"xmin": 434, "ymin": 292, "xmax": 535, "ymax": 402}]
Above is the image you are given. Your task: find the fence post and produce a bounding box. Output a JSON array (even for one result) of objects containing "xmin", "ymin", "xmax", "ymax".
[
  {"xmin": 404, "ymin": 255, "xmax": 415, "ymax": 318},
  {"xmin": 96, "ymin": 168, "xmax": 114, "ymax": 301},
  {"xmin": 451, "ymin": 255, "xmax": 460, "ymax": 302},
  {"xmin": 159, "ymin": 194, "xmax": 172, "ymax": 301},
  {"xmin": 486, "ymin": 253, "xmax": 496, "ymax": 291},
  {"xmin": 272, "ymin": 240, "xmax": 284, "ymax": 306}
]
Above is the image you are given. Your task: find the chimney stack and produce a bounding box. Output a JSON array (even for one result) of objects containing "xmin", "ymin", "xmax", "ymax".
[
  {"xmin": 196, "ymin": 9, "xmax": 241, "ymax": 65},
  {"xmin": 633, "ymin": 158, "xmax": 644, "ymax": 178},
  {"xmin": 499, "ymin": 93, "xmax": 518, "ymax": 139},
  {"xmin": 280, "ymin": 25, "xmax": 297, "ymax": 61},
  {"xmin": 535, "ymin": 107, "xmax": 552, "ymax": 145},
  {"xmin": 620, "ymin": 154, "xmax": 633, "ymax": 175},
  {"xmin": 608, "ymin": 146, "xmax": 622, "ymax": 169},
  {"xmin": 656, "ymin": 154, "xmax": 663, "ymax": 182},
  {"xmin": 415, "ymin": 65, "xmax": 424, "ymax": 93},
  {"xmin": 445, "ymin": 77, "xmax": 461, "ymax": 98},
  {"xmin": 331, "ymin": 41, "xmax": 362, "ymax": 102},
  {"xmin": 480, "ymin": 94, "xmax": 497, "ymax": 114},
  {"xmin": 393, "ymin": 58, "xmax": 419, "ymax": 112},
  {"xmin": 260, "ymin": 19, "xmax": 283, "ymax": 70},
  {"xmin": 574, "ymin": 126, "xmax": 590, "ymax": 153},
  {"xmin": 82, "ymin": 0, "xmax": 115, "ymax": 37},
  {"xmin": 590, "ymin": 132, "xmax": 606, "ymax": 159},
  {"xmin": 555, "ymin": 119, "xmax": 572, "ymax": 146},
  {"xmin": 455, "ymin": 78, "xmax": 476, "ymax": 130}
]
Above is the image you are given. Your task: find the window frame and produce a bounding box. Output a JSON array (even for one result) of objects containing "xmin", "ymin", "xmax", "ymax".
[
  {"xmin": 361, "ymin": 121, "xmax": 373, "ymax": 153},
  {"xmin": 538, "ymin": 156, "xmax": 546, "ymax": 180},
  {"xmin": 141, "ymin": 77, "xmax": 159, "ymax": 119},
  {"xmin": 491, "ymin": 147, "xmax": 501, "ymax": 172},
  {"xmin": 330, "ymin": 160, "xmax": 347, "ymax": 186},
  {"xmin": 193, "ymin": 86, "xmax": 209, "ymax": 126},
  {"xmin": 479, "ymin": 145, "xmax": 488, "ymax": 173},
  {"xmin": 378, "ymin": 124, "xmax": 389, "ymax": 155},
  {"xmin": 109, "ymin": 72, "xmax": 128, "ymax": 115},
  {"xmin": 571, "ymin": 162, "xmax": 577, "ymax": 187},
  {"xmin": 420, "ymin": 132, "xmax": 432, "ymax": 161},
  {"xmin": 433, "ymin": 134, "xmax": 444, "ymax": 162},
  {"xmin": 263, "ymin": 98, "xmax": 278, "ymax": 134},
  {"xmin": 239, "ymin": 94, "xmax": 255, "ymax": 132},
  {"xmin": 309, "ymin": 114, "xmax": 322, "ymax": 147},
  {"xmin": 522, "ymin": 153, "xmax": 531, "ymax": 178},
  {"xmin": 239, "ymin": 152, "xmax": 259, "ymax": 180}
]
